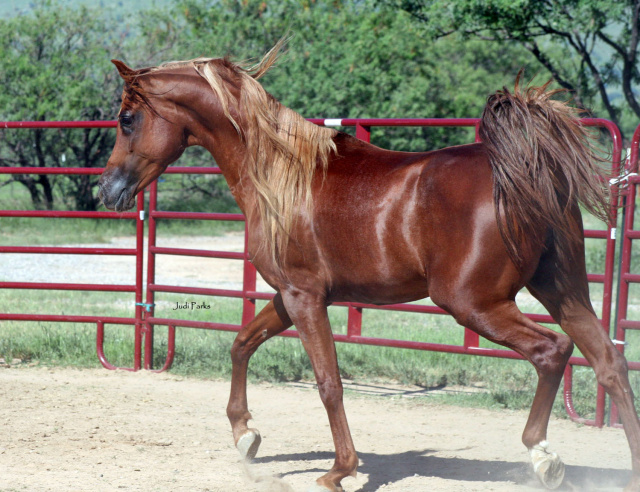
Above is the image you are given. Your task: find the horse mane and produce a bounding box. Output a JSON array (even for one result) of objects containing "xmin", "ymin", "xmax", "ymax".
[{"xmin": 142, "ymin": 40, "xmax": 338, "ymax": 267}]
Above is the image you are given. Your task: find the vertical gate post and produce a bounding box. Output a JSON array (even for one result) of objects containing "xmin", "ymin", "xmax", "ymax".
[
  {"xmin": 241, "ymin": 222, "xmax": 257, "ymax": 327},
  {"xmin": 355, "ymin": 123, "xmax": 371, "ymax": 142},
  {"xmin": 348, "ymin": 123, "xmax": 370, "ymax": 338},
  {"xmin": 598, "ymin": 121, "xmax": 623, "ymax": 427},
  {"xmin": 143, "ymin": 181, "xmax": 159, "ymax": 369},
  {"xmin": 347, "ymin": 306, "xmax": 362, "ymax": 338},
  {"xmin": 610, "ymin": 125, "xmax": 640, "ymax": 425},
  {"xmin": 133, "ymin": 190, "xmax": 146, "ymax": 371}
]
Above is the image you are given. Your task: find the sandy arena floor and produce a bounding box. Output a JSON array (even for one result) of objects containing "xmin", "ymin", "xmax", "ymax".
[{"xmin": 0, "ymin": 367, "xmax": 633, "ymax": 492}]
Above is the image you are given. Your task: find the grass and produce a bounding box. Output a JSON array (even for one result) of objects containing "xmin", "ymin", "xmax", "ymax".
[{"xmin": 2, "ymin": 285, "xmax": 638, "ymax": 422}]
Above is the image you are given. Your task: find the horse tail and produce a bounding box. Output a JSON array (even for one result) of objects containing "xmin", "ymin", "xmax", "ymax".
[{"xmin": 478, "ymin": 73, "xmax": 612, "ymax": 271}]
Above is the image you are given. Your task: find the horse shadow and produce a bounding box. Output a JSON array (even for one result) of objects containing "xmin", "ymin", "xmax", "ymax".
[{"xmin": 254, "ymin": 449, "xmax": 630, "ymax": 491}]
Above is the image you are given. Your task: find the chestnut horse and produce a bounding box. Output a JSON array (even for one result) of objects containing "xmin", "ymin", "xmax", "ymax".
[{"xmin": 99, "ymin": 43, "xmax": 640, "ymax": 491}]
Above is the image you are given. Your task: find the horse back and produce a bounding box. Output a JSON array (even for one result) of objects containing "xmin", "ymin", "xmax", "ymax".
[{"xmin": 309, "ymin": 134, "xmax": 509, "ymax": 304}]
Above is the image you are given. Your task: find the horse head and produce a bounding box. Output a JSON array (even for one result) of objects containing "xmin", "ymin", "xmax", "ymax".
[{"xmin": 98, "ymin": 60, "xmax": 191, "ymax": 211}]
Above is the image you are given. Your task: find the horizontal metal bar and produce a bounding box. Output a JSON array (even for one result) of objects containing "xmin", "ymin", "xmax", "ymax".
[
  {"xmin": 584, "ymin": 229, "xmax": 608, "ymax": 239},
  {"xmin": 0, "ymin": 210, "xmax": 137, "ymax": 219},
  {"xmin": 241, "ymin": 292, "xmax": 567, "ymax": 324},
  {"xmin": 245, "ymin": 291, "xmax": 276, "ymax": 301},
  {"xmin": 0, "ymin": 167, "xmax": 103, "ymax": 175},
  {"xmin": 307, "ymin": 118, "xmax": 480, "ymax": 127},
  {"xmin": 0, "ymin": 118, "xmax": 604, "ymax": 130},
  {"xmin": 142, "ymin": 315, "xmax": 597, "ymax": 367},
  {"xmin": 149, "ymin": 246, "xmax": 244, "ymax": 260},
  {"xmin": 1, "ymin": 120, "xmax": 116, "ymax": 129},
  {"xmin": 0, "ymin": 313, "xmax": 135, "ymax": 324},
  {"xmin": 0, "ymin": 282, "xmax": 136, "ymax": 292},
  {"xmin": 146, "ymin": 317, "xmax": 241, "ymax": 332},
  {"xmin": 150, "ymin": 211, "xmax": 245, "ymax": 221},
  {"xmin": 587, "ymin": 273, "xmax": 605, "ymax": 283},
  {"xmin": 335, "ymin": 302, "xmax": 447, "ymax": 315},
  {"xmin": 149, "ymin": 284, "xmax": 244, "ymax": 298},
  {"xmin": 622, "ymin": 273, "xmax": 640, "ymax": 283},
  {"xmin": 0, "ymin": 246, "xmax": 136, "ymax": 255},
  {"xmin": 163, "ymin": 167, "xmax": 222, "ymax": 175},
  {"xmin": 618, "ymin": 319, "xmax": 640, "ymax": 330}
]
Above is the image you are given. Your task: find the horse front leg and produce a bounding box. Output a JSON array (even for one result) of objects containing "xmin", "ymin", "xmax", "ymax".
[
  {"xmin": 227, "ymin": 293, "xmax": 292, "ymax": 459},
  {"xmin": 281, "ymin": 289, "xmax": 358, "ymax": 492}
]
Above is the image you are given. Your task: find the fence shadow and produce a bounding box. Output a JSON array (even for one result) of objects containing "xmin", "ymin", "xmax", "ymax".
[{"xmin": 254, "ymin": 449, "xmax": 630, "ymax": 491}]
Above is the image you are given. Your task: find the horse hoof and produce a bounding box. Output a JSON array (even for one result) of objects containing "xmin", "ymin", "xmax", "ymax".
[
  {"xmin": 236, "ymin": 429, "xmax": 261, "ymax": 460},
  {"xmin": 529, "ymin": 441, "xmax": 565, "ymax": 490}
]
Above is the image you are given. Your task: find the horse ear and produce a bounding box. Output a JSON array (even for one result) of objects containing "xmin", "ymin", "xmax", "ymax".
[{"xmin": 111, "ymin": 60, "xmax": 136, "ymax": 81}]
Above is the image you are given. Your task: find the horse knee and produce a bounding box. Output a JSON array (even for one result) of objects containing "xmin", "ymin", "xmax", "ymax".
[
  {"xmin": 317, "ymin": 378, "xmax": 344, "ymax": 411},
  {"xmin": 230, "ymin": 333, "xmax": 255, "ymax": 365}
]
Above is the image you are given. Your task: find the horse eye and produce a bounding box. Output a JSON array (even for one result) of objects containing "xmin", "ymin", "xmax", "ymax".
[{"xmin": 119, "ymin": 113, "xmax": 134, "ymax": 128}]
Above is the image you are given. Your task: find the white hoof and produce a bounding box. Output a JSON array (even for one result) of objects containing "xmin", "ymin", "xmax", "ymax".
[
  {"xmin": 529, "ymin": 441, "xmax": 565, "ymax": 490},
  {"xmin": 236, "ymin": 429, "xmax": 261, "ymax": 460}
]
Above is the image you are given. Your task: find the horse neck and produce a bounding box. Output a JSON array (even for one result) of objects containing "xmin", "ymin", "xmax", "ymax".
[
  {"xmin": 187, "ymin": 107, "xmax": 254, "ymax": 213},
  {"xmin": 179, "ymin": 71, "xmax": 337, "ymax": 233}
]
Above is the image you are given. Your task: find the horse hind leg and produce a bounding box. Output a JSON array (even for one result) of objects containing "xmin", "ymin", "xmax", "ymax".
[
  {"xmin": 443, "ymin": 297, "xmax": 573, "ymax": 489},
  {"xmin": 528, "ymin": 261, "xmax": 640, "ymax": 492},
  {"xmin": 226, "ymin": 293, "xmax": 293, "ymax": 460}
]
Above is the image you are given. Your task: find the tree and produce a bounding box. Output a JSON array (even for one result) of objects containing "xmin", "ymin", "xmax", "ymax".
[
  {"xmin": 0, "ymin": 0, "xmax": 129, "ymax": 210},
  {"xmin": 130, "ymin": 0, "xmax": 542, "ymax": 208},
  {"xmin": 383, "ymin": 0, "xmax": 640, "ymax": 139},
  {"xmin": 139, "ymin": 0, "xmax": 540, "ymax": 151}
]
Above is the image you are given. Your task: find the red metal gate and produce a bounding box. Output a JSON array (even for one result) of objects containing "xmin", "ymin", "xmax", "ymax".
[
  {"xmin": 0, "ymin": 121, "xmax": 146, "ymax": 371},
  {"xmin": 0, "ymin": 118, "xmax": 628, "ymax": 426},
  {"xmin": 612, "ymin": 123, "xmax": 640, "ymax": 426}
]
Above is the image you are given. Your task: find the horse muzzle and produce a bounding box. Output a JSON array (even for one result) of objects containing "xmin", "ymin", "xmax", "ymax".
[{"xmin": 98, "ymin": 169, "xmax": 137, "ymax": 212}]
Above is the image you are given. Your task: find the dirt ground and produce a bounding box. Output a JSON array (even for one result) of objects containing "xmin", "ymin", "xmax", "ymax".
[{"xmin": 0, "ymin": 367, "xmax": 633, "ymax": 492}]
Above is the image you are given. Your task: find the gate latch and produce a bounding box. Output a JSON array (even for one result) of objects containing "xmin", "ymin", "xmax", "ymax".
[{"xmin": 136, "ymin": 302, "xmax": 155, "ymax": 313}]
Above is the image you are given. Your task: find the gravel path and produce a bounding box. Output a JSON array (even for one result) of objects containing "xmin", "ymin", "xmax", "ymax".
[{"xmin": 1, "ymin": 233, "xmax": 272, "ymax": 291}]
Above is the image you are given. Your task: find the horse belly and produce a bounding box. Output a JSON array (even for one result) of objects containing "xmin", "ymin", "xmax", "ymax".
[
  {"xmin": 327, "ymin": 262, "xmax": 429, "ymax": 305},
  {"xmin": 331, "ymin": 283, "xmax": 429, "ymax": 306}
]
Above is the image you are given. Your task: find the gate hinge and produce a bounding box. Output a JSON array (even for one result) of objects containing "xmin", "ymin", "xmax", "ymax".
[
  {"xmin": 139, "ymin": 211, "xmax": 145, "ymax": 221},
  {"xmin": 136, "ymin": 302, "xmax": 155, "ymax": 312}
]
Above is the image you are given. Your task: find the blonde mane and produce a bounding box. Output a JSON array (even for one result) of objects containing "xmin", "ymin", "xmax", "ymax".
[{"xmin": 151, "ymin": 41, "xmax": 337, "ymax": 267}]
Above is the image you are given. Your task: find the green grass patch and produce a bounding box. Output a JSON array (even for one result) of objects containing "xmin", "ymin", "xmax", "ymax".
[{"xmin": 2, "ymin": 288, "xmax": 637, "ymax": 422}]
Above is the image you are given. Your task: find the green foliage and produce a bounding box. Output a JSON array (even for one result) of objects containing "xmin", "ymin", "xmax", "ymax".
[
  {"xmin": 0, "ymin": 0, "xmax": 131, "ymax": 210},
  {"xmin": 139, "ymin": 0, "xmax": 539, "ymax": 151},
  {"xmin": 384, "ymin": 0, "xmax": 640, "ymax": 140}
]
